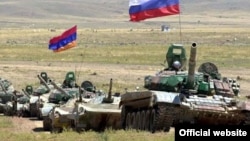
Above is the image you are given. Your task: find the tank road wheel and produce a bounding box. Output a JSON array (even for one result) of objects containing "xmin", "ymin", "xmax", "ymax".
[
  {"xmin": 134, "ymin": 112, "xmax": 140, "ymax": 130},
  {"xmin": 149, "ymin": 109, "xmax": 156, "ymax": 133},
  {"xmin": 145, "ymin": 110, "xmax": 151, "ymax": 131},
  {"xmin": 131, "ymin": 112, "xmax": 136, "ymax": 129},
  {"xmin": 163, "ymin": 106, "xmax": 174, "ymax": 132},
  {"xmin": 121, "ymin": 106, "xmax": 127, "ymax": 130},
  {"xmin": 140, "ymin": 111, "xmax": 146, "ymax": 130},
  {"xmin": 125, "ymin": 113, "xmax": 131, "ymax": 130}
]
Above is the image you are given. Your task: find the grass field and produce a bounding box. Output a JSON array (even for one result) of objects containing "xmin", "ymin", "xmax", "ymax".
[{"xmin": 0, "ymin": 27, "xmax": 250, "ymax": 67}]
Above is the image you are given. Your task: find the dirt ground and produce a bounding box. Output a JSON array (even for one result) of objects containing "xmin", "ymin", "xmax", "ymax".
[{"xmin": 1, "ymin": 61, "xmax": 250, "ymax": 133}]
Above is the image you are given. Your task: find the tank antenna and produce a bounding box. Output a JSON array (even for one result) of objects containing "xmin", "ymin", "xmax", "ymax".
[
  {"xmin": 76, "ymin": 50, "xmax": 85, "ymax": 84},
  {"xmin": 178, "ymin": 3, "xmax": 183, "ymax": 44},
  {"xmin": 178, "ymin": 12, "xmax": 182, "ymax": 44}
]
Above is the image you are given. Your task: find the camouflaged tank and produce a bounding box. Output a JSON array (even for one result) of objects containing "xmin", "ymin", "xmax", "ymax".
[
  {"xmin": 119, "ymin": 43, "xmax": 250, "ymax": 133},
  {"xmin": 37, "ymin": 71, "xmax": 79, "ymax": 120},
  {"xmin": 0, "ymin": 78, "xmax": 16, "ymax": 114},
  {"xmin": 2, "ymin": 84, "xmax": 32, "ymax": 117},
  {"xmin": 22, "ymin": 72, "xmax": 56, "ymax": 117},
  {"xmin": 3, "ymin": 86, "xmax": 31, "ymax": 117},
  {"xmin": 42, "ymin": 77, "xmax": 80, "ymax": 131}
]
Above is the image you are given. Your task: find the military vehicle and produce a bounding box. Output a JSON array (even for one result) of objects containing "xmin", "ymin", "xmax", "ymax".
[
  {"xmin": 44, "ymin": 80, "xmax": 96, "ymax": 131},
  {"xmin": 4, "ymin": 87, "xmax": 31, "ymax": 117},
  {"xmin": 119, "ymin": 43, "xmax": 250, "ymax": 133},
  {"xmin": 41, "ymin": 71, "xmax": 81, "ymax": 131},
  {"xmin": 42, "ymin": 80, "xmax": 80, "ymax": 131},
  {"xmin": 22, "ymin": 72, "xmax": 55, "ymax": 117},
  {"xmin": 39, "ymin": 71, "xmax": 86, "ymax": 131},
  {"xmin": 48, "ymin": 78, "xmax": 121, "ymax": 133},
  {"xmin": 15, "ymin": 85, "xmax": 35, "ymax": 117},
  {"xmin": 0, "ymin": 78, "xmax": 16, "ymax": 114}
]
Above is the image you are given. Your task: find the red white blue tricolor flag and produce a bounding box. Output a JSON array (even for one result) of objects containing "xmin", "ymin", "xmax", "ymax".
[
  {"xmin": 129, "ymin": 0, "xmax": 180, "ymax": 22},
  {"xmin": 48, "ymin": 25, "xmax": 77, "ymax": 53}
]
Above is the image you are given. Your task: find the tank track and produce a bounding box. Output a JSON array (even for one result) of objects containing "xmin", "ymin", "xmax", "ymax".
[
  {"xmin": 123, "ymin": 103, "xmax": 176, "ymax": 133},
  {"xmin": 153, "ymin": 103, "xmax": 175, "ymax": 132},
  {"xmin": 244, "ymin": 112, "xmax": 250, "ymax": 125}
]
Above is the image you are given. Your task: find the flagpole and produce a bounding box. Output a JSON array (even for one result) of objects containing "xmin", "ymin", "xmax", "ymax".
[
  {"xmin": 178, "ymin": 13, "xmax": 182, "ymax": 44},
  {"xmin": 178, "ymin": 2, "xmax": 182, "ymax": 44}
]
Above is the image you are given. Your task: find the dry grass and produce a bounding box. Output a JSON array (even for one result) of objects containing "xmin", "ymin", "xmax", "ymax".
[{"xmin": 0, "ymin": 116, "xmax": 174, "ymax": 141}]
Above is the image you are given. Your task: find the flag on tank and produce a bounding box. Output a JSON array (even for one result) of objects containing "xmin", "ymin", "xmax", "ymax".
[
  {"xmin": 48, "ymin": 25, "xmax": 77, "ymax": 53},
  {"xmin": 129, "ymin": 0, "xmax": 180, "ymax": 22}
]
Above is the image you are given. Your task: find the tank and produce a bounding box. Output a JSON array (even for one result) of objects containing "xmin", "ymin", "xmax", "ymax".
[
  {"xmin": 0, "ymin": 78, "xmax": 16, "ymax": 114},
  {"xmin": 1, "ymin": 83, "xmax": 33, "ymax": 116},
  {"xmin": 41, "ymin": 79, "xmax": 80, "ymax": 131},
  {"xmin": 26, "ymin": 72, "xmax": 55, "ymax": 117},
  {"xmin": 48, "ymin": 78, "xmax": 121, "ymax": 133},
  {"xmin": 45, "ymin": 80, "xmax": 98, "ymax": 132},
  {"xmin": 15, "ymin": 87, "xmax": 32, "ymax": 117},
  {"xmin": 39, "ymin": 71, "xmax": 82, "ymax": 131},
  {"xmin": 119, "ymin": 43, "xmax": 250, "ymax": 133}
]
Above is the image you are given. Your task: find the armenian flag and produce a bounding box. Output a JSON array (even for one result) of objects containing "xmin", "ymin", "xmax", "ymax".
[{"xmin": 48, "ymin": 25, "xmax": 77, "ymax": 52}]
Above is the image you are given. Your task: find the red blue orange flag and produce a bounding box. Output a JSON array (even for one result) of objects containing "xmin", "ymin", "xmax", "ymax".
[
  {"xmin": 48, "ymin": 25, "xmax": 77, "ymax": 52},
  {"xmin": 129, "ymin": 0, "xmax": 180, "ymax": 22}
]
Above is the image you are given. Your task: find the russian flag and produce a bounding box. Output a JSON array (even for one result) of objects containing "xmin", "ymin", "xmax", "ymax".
[
  {"xmin": 48, "ymin": 25, "xmax": 77, "ymax": 53},
  {"xmin": 129, "ymin": 0, "xmax": 180, "ymax": 22}
]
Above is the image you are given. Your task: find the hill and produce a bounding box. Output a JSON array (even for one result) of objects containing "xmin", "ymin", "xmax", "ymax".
[{"xmin": 0, "ymin": 0, "xmax": 249, "ymax": 28}]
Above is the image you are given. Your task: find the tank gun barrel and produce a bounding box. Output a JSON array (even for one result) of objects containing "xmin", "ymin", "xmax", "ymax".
[
  {"xmin": 187, "ymin": 43, "xmax": 197, "ymax": 89},
  {"xmin": 0, "ymin": 81, "xmax": 7, "ymax": 95},
  {"xmin": 50, "ymin": 80, "xmax": 69, "ymax": 96},
  {"xmin": 37, "ymin": 75, "xmax": 51, "ymax": 92},
  {"xmin": 22, "ymin": 89, "xmax": 31, "ymax": 98}
]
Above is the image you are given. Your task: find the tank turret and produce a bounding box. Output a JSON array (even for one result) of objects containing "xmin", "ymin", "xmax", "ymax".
[
  {"xmin": 22, "ymin": 89, "xmax": 31, "ymax": 99},
  {"xmin": 144, "ymin": 43, "xmax": 200, "ymax": 92},
  {"xmin": 50, "ymin": 80, "xmax": 70, "ymax": 98}
]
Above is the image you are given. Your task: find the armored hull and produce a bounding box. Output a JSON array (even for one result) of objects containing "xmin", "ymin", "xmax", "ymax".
[
  {"xmin": 49, "ymin": 79, "xmax": 122, "ymax": 132},
  {"xmin": 72, "ymin": 95, "xmax": 121, "ymax": 131}
]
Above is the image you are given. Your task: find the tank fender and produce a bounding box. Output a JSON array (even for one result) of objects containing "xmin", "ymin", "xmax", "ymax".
[
  {"xmin": 237, "ymin": 101, "xmax": 250, "ymax": 111},
  {"xmin": 152, "ymin": 91, "xmax": 181, "ymax": 105}
]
